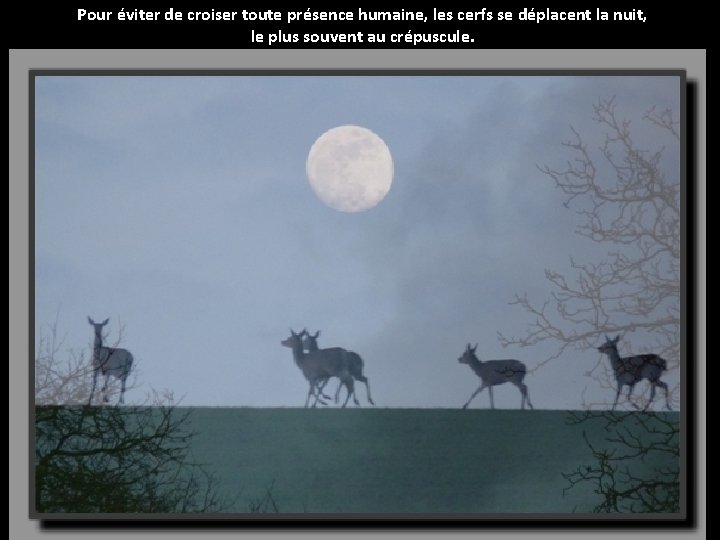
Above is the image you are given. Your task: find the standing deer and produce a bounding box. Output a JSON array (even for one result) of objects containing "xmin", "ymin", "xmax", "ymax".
[
  {"xmin": 457, "ymin": 344, "xmax": 533, "ymax": 410},
  {"xmin": 597, "ymin": 334, "xmax": 671, "ymax": 411},
  {"xmin": 87, "ymin": 317, "xmax": 134, "ymax": 405},
  {"xmin": 281, "ymin": 329, "xmax": 357, "ymax": 408},
  {"xmin": 303, "ymin": 330, "xmax": 374, "ymax": 406}
]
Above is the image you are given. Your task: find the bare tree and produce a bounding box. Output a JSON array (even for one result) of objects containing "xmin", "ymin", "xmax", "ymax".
[
  {"xmin": 35, "ymin": 313, "xmax": 139, "ymax": 406},
  {"xmin": 495, "ymin": 98, "xmax": 682, "ymax": 513},
  {"xmin": 35, "ymin": 401, "xmax": 224, "ymax": 513},
  {"xmin": 35, "ymin": 317, "xmax": 93, "ymax": 405},
  {"xmin": 499, "ymin": 97, "xmax": 681, "ymax": 409},
  {"xmin": 33, "ymin": 314, "xmax": 225, "ymax": 513},
  {"xmin": 562, "ymin": 411, "xmax": 680, "ymax": 513}
]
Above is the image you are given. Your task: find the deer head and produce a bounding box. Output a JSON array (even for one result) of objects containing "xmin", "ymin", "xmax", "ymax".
[
  {"xmin": 281, "ymin": 329, "xmax": 307, "ymax": 349},
  {"xmin": 458, "ymin": 343, "xmax": 479, "ymax": 364},
  {"xmin": 87, "ymin": 316, "xmax": 109, "ymax": 327},
  {"xmin": 598, "ymin": 334, "xmax": 621, "ymax": 354},
  {"xmin": 87, "ymin": 316, "xmax": 110, "ymax": 345}
]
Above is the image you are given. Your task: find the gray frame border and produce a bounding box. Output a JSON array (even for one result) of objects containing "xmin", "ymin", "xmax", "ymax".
[
  {"xmin": 10, "ymin": 49, "xmax": 705, "ymax": 539},
  {"xmin": 27, "ymin": 68, "xmax": 691, "ymax": 524},
  {"xmin": 28, "ymin": 69, "xmax": 688, "ymax": 522}
]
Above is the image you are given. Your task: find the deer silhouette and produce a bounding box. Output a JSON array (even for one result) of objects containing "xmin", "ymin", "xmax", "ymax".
[
  {"xmin": 303, "ymin": 330, "xmax": 374, "ymax": 406},
  {"xmin": 458, "ymin": 344, "xmax": 533, "ymax": 410},
  {"xmin": 87, "ymin": 317, "xmax": 134, "ymax": 405},
  {"xmin": 597, "ymin": 334, "xmax": 671, "ymax": 411},
  {"xmin": 281, "ymin": 329, "xmax": 356, "ymax": 408}
]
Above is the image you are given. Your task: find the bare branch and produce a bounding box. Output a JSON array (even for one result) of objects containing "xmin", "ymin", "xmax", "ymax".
[
  {"xmin": 499, "ymin": 98, "xmax": 680, "ymax": 411},
  {"xmin": 562, "ymin": 412, "xmax": 679, "ymax": 512}
]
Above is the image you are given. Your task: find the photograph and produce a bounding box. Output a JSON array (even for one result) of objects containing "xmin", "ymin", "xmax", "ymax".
[{"xmin": 32, "ymin": 72, "xmax": 684, "ymax": 520}]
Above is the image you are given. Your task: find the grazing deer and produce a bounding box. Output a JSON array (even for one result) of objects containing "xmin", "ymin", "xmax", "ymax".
[
  {"xmin": 281, "ymin": 329, "xmax": 357, "ymax": 408},
  {"xmin": 457, "ymin": 344, "xmax": 533, "ymax": 410},
  {"xmin": 597, "ymin": 334, "xmax": 671, "ymax": 411},
  {"xmin": 303, "ymin": 330, "xmax": 374, "ymax": 406},
  {"xmin": 87, "ymin": 317, "xmax": 134, "ymax": 405}
]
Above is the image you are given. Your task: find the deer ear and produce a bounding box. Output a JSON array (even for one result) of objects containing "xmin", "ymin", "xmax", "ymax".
[
  {"xmin": 88, "ymin": 316, "xmax": 94, "ymax": 325},
  {"xmin": 614, "ymin": 335, "xmax": 620, "ymax": 343},
  {"xmin": 102, "ymin": 318, "xmax": 109, "ymax": 326},
  {"xmin": 314, "ymin": 331, "xmax": 320, "ymax": 338},
  {"xmin": 473, "ymin": 343, "xmax": 478, "ymax": 351}
]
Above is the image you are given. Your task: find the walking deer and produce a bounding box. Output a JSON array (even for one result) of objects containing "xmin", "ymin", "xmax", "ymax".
[
  {"xmin": 87, "ymin": 317, "xmax": 134, "ymax": 405},
  {"xmin": 597, "ymin": 334, "xmax": 671, "ymax": 411},
  {"xmin": 281, "ymin": 329, "xmax": 357, "ymax": 408},
  {"xmin": 457, "ymin": 344, "xmax": 533, "ymax": 410},
  {"xmin": 303, "ymin": 330, "xmax": 374, "ymax": 406}
]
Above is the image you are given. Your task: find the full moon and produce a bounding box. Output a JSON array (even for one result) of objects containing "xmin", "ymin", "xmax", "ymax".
[{"xmin": 306, "ymin": 125, "xmax": 394, "ymax": 213}]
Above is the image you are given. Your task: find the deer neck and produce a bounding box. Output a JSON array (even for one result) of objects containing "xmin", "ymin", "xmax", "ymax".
[
  {"xmin": 466, "ymin": 357, "xmax": 485, "ymax": 378},
  {"xmin": 289, "ymin": 341, "xmax": 306, "ymax": 364},
  {"xmin": 604, "ymin": 346, "xmax": 623, "ymax": 371}
]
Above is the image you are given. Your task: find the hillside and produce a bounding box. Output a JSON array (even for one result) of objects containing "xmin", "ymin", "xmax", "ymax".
[{"xmin": 181, "ymin": 408, "xmax": 678, "ymax": 514}]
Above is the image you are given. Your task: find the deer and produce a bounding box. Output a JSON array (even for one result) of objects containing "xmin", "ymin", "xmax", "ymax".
[
  {"xmin": 281, "ymin": 329, "xmax": 357, "ymax": 408},
  {"xmin": 303, "ymin": 330, "xmax": 374, "ymax": 406},
  {"xmin": 87, "ymin": 317, "xmax": 134, "ymax": 405},
  {"xmin": 457, "ymin": 344, "xmax": 533, "ymax": 410},
  {"xmin": 597, "ymin": 334, "xmax": 671, "ymax": 411}
]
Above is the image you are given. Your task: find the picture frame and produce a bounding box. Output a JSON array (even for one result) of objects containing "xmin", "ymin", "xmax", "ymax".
[{"xmin": 12, "ymin": 50, "xmax": 700, "ymax": 532}]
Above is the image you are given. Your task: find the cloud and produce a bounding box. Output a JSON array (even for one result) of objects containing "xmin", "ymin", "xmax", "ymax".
[{"xmin": 34, "ymin": 75, "xmax": 680, "ymax": 408}]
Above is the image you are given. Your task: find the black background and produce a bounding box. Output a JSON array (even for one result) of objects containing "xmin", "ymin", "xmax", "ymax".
[{"xmin": 12, "ymin": 7, "xmax": 705, "ymax": 48}]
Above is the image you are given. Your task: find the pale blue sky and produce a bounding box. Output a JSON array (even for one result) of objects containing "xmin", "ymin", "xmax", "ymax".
[{"xmin": 34, "ymin": 75, "xmax": 680, "ymax": 408}]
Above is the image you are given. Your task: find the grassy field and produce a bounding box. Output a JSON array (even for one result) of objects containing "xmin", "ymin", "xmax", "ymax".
[{"xmin": 179, "ymin": 408, "xmax": 678, "ymax": 514}]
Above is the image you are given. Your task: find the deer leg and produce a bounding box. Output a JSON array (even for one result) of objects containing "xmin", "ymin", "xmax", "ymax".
[
  {"xmin": 357, "ymin": 375, "xmax": 374, "ymax": 405},
  {"xmin": 311, "ymin": 381, "xmax": 329, "ymax": 408},
  {"xmin": 88, "ymin": 369, "xmax": 98, "ymax": 405},
  {"xmin": 488, "ymin": 386, "xmax": 496, "ymax": 410},
  {"xmin": 463, "ymin": 384, "xmax": 486, "ymax": 409},
  {"xmin": 525, "ymin": 384, "xmax": 534, "ymax": 410},
  {"xmin": 102, "ymin": 374, "xmax": 110, "ymax": 403},
  {"xmin": 339, "ymin": 377, "xmax": 355, "ymax": 408},
  {"xmin": 612, "ymin": 385, "xmax": 622, "ymax": 411},
  {"xmin": 316, "ymin": 378, "xmax": 331, "ymax": 401},
  {"xmin": 305, "ymin": 383, "xmax": 315, "ymax": 408},
  {"xmin": 311, "ymin": 395, "xmax": 327, "ymax": 408},
  {"xmin": 518, "ymin": 383, "xmax": 533, "ymax": 410},
  {"xmin": 338, "ymin": 376, "xmax": 357, "ymax": 406},
  {"xmin": 658, "ymin": 381, "xmax": 672, "ymax": 411},
  {"xmin": 337, "ymin": 379, "xmax": 355, "ymax": 407},
  {"xmin": 119, "ymin": 376, "xmax": 127, "ymax": 405},
  {"xmin": 514, "ymin": 382, "xmax": 525, "ymax": 410},
  {"xmin": 336, "ymin": 370, "xmax": 358, "ymax": 406},
  {"xmin": 643, "ymin": 381, "xmax": 658, "ymax": 411},
  {"xmin": 626, "ymin": 383, "xmax": 639, "ymax": 409},
  {"xmin": 309, "ymin": 380, "xmax": 324, "ymax": 408},
  {"xmin": 334, "ymin": 379, "xmax": 343, "ymax": 404},
  {"xmin": 655, "ymin": 380, "xmax": 671, "ymax": 410},
  {"xmin": 335, "ymin": 377, "xmax": 350, "ymax": 404}
]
